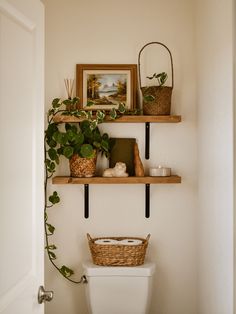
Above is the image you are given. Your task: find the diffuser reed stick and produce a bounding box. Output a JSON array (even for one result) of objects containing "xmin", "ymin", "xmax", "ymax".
[{"xmin": 64, "ymin": 78, "xmax": 74, "ymax": 100}]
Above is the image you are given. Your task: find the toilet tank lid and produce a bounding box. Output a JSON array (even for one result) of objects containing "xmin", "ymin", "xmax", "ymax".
[{"xmin": 82, "ymin": 261, "xmax": 156, "ymax": 277}]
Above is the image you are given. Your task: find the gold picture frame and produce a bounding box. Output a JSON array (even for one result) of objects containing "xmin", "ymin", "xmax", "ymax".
[{"xmin": 76, "ymin": 64, "xmax": 137, "ymax": 110}]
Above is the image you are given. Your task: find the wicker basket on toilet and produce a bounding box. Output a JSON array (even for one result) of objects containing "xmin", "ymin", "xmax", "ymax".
[{"xmin": 87, "ymin": 233, "xmax": 150, "ymax": 266}]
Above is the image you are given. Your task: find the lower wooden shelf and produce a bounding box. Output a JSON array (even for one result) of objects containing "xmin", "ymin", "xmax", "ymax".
[
  {"xmin": 52, "ymin": 175, "xmax": 181, "ymax": 219},
  {"xmin": 52, "ymin": 175, "xmax": 181, "ymax": 185}
]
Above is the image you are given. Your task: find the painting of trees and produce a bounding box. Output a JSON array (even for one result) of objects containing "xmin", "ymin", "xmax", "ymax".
[{"xmin": 87, "ymin": 75, "xmax": 101, "ymax": 99}]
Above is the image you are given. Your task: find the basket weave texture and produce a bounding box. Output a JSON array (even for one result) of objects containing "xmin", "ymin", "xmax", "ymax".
[
  {"xmin": 142, "ymin": 86, "xmax": 172, "ymax": 115},
  {"xmin": 69, "ymin": 152, "xmax": 97, "ymax": 177},
  {"xmin": 87, "ymin": 233, "xmax": 150, "ymax": 266}
]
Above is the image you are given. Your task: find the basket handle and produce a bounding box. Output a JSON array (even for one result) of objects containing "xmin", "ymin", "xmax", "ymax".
[
  {"xmin": 87, "ymin": 233, "xmax": 93, "ymax": 241},
  {"xmin": 138, "ymin": 42, "xmax": 174, "ymax": 89},
  {"xmin": 145, "ymin": 234, "xmax": 151, "ymax": 242}
]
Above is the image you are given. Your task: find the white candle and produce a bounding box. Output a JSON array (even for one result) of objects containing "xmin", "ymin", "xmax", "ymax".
[{"xmin": 149, "ymin": 165, "xmax": 171, "ymax": 176}]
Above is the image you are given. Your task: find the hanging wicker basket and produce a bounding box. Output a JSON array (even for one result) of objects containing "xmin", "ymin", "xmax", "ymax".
[
  {"xmin": 138, "ymin": 42, "xmax": 174, "ymax": 115},
  {"xmin": 87, "ymin": 233, "xmax": 150, "ymax": 266}
]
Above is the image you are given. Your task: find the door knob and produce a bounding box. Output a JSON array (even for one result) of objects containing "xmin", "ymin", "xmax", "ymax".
[{"xmin": 38, "ymin": 285, "xmax": 54, "ymax": 304}]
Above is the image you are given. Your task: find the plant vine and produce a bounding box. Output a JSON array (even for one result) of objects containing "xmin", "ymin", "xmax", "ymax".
[{"xmin": 44, "ymin": 97, "xmax": 137, "ymax": 283}]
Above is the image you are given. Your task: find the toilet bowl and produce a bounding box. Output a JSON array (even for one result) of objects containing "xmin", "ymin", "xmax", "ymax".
[{"xmin": 83, "ymin": 261, "xmax": 155, "ymax": 314}]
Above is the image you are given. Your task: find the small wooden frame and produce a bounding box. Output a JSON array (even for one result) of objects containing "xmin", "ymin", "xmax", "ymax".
[{"xmin": 76, "ymin": 64, "xmax": 137, "ymax": 110}]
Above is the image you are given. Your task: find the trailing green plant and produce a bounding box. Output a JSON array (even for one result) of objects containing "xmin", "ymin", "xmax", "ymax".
[{"xmin": 44, "ymin": 97, "xmax": 126, "ymax": 283}]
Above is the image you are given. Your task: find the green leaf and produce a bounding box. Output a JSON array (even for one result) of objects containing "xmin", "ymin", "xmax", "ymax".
[
  {"xmin": 50, "ymin": 162, "xmax": 56, "ymax": 171},
  {"xmin": 47, "ymin": 139, "xmax": 57, "ymax": 148},
  {"xmin": 80, "ymin": 120, "xmax": 90, "ymax": 132},
  {"xmin": 72, "ymin": 97, "xmax": 80, "ymax": 105},
  {"xmin": 118, "ymin": 103, "xmax": 126, "ymax": 113},
  {"xmin": 73, "ymin": 133, "xmax": 84, "ymax": 145},
  {"xmin": 52, "ymin": 98, "xmax": 61, "ymax": 108},
  {"xmin": 101, "ymin": 140, "xmax": 109, "ymax": 152},
  {"xmin": 45, "ymin": 159, "xmax": 51, "ymax": 167},
  {"xmin": 46, "ymin": 123, "xmax": 58, "ymax": 138},
  {"xmin": 55, "ymin": 155, "xmax": 60, "ymax": 165},
  {"xmin": 79, "ymin": 110, "xmax": 87, "ymax": 117},
  {"xmin": 67, "ymin": 129, "xmax": 77, "ymax": 142},
  {"xmin": 143, "ymin": 95, "xmax": 155, "ymax": 103},
  {"xmin": 80, "ymin": 144, "xmax": 94, "ymax": 158},
  {"xmin": 47, "ymin": 161, "xmax": 56, "ymax": 173},
  {"xmin": 48, "ymin": 251, "xmax": 57, "ymax": 260},
  {"xmin": 53, "ymin": 131, "xmax": 68, "ymax": 145},
  {"xmin": 62, "ymin": 99, "xmax": 72, "ymax": 106},
  {"xmin": 46, "ymin": 223, "xmax": 55, "ymax": 235},
  {"xmin": 90, "ymin": 120, "xmax": 97, "ymax": 130},
  {"xmin": 96, "ymin": 110, "xmax": 105, "ymax": 121},
  {"xmin": 60, "ymin": 265, "xmax": 74, "ymax": 277},
  {"xmin": 48, "ymin": 148, "xmax": 58, "ymax": 161},
  {"xmin": 86, "ymin": 100, "xmax": 94, "ymax": 107},
  {"xmin": 93, "ymin": 131, "xmax": 102, "ymax": 142},
  {"xmin": 159, "ymin": 72, "xmax": 168, "ymax": 86},
  {"xmin": 93, "ymin": 141, "xmax": 101, "ymax": 149},
  {"xmin": 109, "ymin": 108, "xmax": 117, "ymax": 119},
  {"xmin": 102, "ymin": 133, "xmax": 109, "ymax": 141},
  {"xmin": 63, "ymin": 146, "xmax": 74, "ymax": 159},
  {"xmin": 86, "ymin": 111, "xmax": 92, "ymax": 120},
  {"xmin": 84, "ymin": 128, "xmax": 93, "ymax": 139},
  {"xmin": 45, "ymin": 244, "xmax": 57, "ymax": 250},
  {"xmin": 146, "ymin": 73, "xmax": 156, "ymax": 80},
  {"xmin": 49, "ymin": 191, "xmax": 60, "ymax": 204}
]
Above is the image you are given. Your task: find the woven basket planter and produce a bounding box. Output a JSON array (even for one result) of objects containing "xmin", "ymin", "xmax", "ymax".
[
  {"xmin": 69, "ymin": 152, "xmax": 97, "ymax": 178},
  {"xmin": 138, "ymin": 41, "xmax": 174, "ymax": 115},
  {"xmin": 87, "ymin": 233, "xmax": 150, "ymax": 266},
  {"xmin": 141, "ymin": 85, "xmax": 172, "ymax": 115}
]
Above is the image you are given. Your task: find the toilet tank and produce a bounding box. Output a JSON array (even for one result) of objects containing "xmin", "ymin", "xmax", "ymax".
[{"xmin": 83, "ymin": 261, "xmax": 156, "ymax": 314}]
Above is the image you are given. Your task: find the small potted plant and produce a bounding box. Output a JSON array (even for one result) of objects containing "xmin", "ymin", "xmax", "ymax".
[
  {"xmin": 47, "ymin": 120, "xmax": 113, "ymax": 177},
  {"xmin": 141, "ymin": 71, "xmax": 172, "ymax": 115},
  {"xmin": 45, "ymin": 99, "xmax": 115, "ymax": 177}
]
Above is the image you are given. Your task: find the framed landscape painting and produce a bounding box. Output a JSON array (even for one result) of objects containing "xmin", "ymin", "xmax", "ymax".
[{"xmin": 76, "ymin": 64, "xmax": 137, "ymax": 110}]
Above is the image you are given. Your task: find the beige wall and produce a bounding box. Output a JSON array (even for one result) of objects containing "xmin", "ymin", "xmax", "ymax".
[
  {"xmin": 43, "ymin": 1, "xmax": 197, "ymax": 313},
  {"xmin": 196, "ymin": 0, "xmax": 234, "ymax": 313}
]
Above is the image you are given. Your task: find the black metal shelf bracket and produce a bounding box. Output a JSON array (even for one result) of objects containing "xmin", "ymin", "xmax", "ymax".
[
  {"xmin": 84, "ymin": 184, "xmax": 89, "ymax": 218},
  {"xmin": 145, "ymin": 184, "xmax": 150, "ymax": 218},
  {"xmin": 145, "ymin": 122, "xmax": 150, "ymax": 159}
]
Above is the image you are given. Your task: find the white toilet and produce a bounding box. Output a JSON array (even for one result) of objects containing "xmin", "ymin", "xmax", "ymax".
[{"xmin": 83, "ymin": 261, "xmax": 155, "ymax": 314}]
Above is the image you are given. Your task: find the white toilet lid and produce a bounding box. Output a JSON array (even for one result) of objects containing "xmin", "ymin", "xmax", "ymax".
[{"xmin": 82, "ymin": 261, "xmax": 156, "ymax": 277}]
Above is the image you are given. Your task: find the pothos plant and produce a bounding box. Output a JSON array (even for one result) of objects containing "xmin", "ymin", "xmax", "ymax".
[
  {"xmin": 143, "ymin": 72, "xmax": 168, "ymax": 103},
  {"xmin": 44, "ymin": 97, "xmax": 126, "ymax": 283}
]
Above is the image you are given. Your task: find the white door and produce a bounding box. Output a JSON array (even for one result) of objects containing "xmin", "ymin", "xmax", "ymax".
[{"xmin": 0, "ymin": 0, "xmax": 45, "ymax": 313}]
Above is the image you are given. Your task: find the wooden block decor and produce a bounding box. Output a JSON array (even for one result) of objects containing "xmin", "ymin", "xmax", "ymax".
[{"xmin": 134, "ymin": 142, "xmax": 145, "ymax": 177}]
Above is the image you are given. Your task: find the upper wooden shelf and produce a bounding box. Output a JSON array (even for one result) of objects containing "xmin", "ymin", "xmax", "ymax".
[
  {"xmin": 52, "ymin": 175, "xmax": 181, "ymax": 185},
  {"xmin": 53, "ymin": 115, "xmax": 181, "ymax": 124}
]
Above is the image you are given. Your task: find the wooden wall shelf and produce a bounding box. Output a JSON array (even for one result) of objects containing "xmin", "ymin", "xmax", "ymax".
[
  {"xmin": 52, "ymin": 175, "xmax": 181, "ymax": 219},
  {"xmin": 53, "ymin": 114, "xmax": 181, "ymax": 124},
  {"xmin": 50, "ymin": 114, "xmax": 182, "ymax": 218},
  {"xmin": 52, "ymin": 175, "xmax": 181, "ymax": 185}
]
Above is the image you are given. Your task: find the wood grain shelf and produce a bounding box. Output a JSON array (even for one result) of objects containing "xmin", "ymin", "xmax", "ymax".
[
  {"xmin": 53, "ymin": 114, "xmax": 181, "ymax": 124},
  {"xmin": 50, "ymin": 114, "xmax": 182, "ymax": 218},
  {"xmin": 52, "ymin": 175, "xmax": 181, "ymax": 185}
]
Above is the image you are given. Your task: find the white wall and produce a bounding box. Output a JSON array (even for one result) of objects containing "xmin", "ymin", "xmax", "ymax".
[
  {"xmin": 196, "ymin": 0, "xmax": 234, "ymax": 313},
  {"xmin": 43, "ymin": 1, "xmax": 197, "ymax": 313}
]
